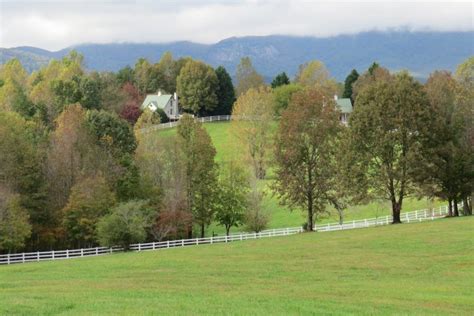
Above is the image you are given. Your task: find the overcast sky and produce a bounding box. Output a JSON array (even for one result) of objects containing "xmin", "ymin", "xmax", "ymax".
[{"xmin": 0, "ymin": 0, "xmax": 472, "ymax": 50}]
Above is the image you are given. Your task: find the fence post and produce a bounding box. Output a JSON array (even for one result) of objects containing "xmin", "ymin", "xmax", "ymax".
[
  {"xmin": 66, "ymin": 249, "xmax": 69, "ymax": 258},
  {"xmin": 52, "ymin": 251, "xmax": 55, "ymax": 259},
  {"xmin": 167, "ymin": 240, "xmax": 170, "ymax": 248},
  {"xmin": 95, "ymin": 248, "xmax": 98, "ymax": 255},
  {"xmin": 196, "ymin": 238, "xmax": 199, "ymax": 245},
  {"xmin": 138, "ymin": 243, "xmax": 141, "ymax": 251},
  {"xmin": 240, "ymin": 234, "xmax": 243, "ymax": 241},
  {"xmin": 37, "ymin": 251, "xmax": 40, "ymax": 262},
  {"xmin": 22, "ymin": 253, "xmax": 25, "ymax": 263},
  {"xmin": 181, "ymin": 239, "xmax": 184, "ymax": 247},
  {"xmin": 210, "ymin": 237, "xmax": 213, "ymax": 244},
  {"xmin": 7, "ymin": 253, "xmax": 10, "ymax": 265},
  {"xmin": 225, "ymin": 235, "xmax": 228, "ymax": 243},
  {"xmin": 364, "ymin": 219, "xmax": 367, "ymax": 227},
  {"xmin": 81, "ymin": 248, "xmax": 84, "ymax": 257}
]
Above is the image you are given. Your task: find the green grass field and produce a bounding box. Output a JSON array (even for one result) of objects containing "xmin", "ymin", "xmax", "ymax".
[
  {"xmin": 1, "ymin": 217, "xmax": 472, "ymax": 315},
  {"xmin": 153, "ymin": 122, "xmax": 444, "ymax": 236}
]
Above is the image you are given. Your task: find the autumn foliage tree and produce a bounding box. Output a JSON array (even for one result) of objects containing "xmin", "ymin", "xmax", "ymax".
[
  {"xmin": 273, "ymin": 87, "xmax": 342, "ymax": 231},
  {"xmin": 235, "ymin": 57, "xmax": 265, "ymax": 96},
  {"xmin": 231, "ymin": 87, "xmax": 274, "ymax": 179}
]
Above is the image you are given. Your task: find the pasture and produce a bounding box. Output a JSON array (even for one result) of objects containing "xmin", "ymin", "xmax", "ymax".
[
  {"xmin": 151, "ymin": 121, "xmax": 444, "ymax": 235},
  {"xmin": 0, "ymin": 217, "xmax": 472, "ymax": 315}
]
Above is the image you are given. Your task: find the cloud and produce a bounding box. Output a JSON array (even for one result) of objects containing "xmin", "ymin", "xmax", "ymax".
[{"xmin": 0, "ymin": 0, "xmax": 472, "ymax": 50}]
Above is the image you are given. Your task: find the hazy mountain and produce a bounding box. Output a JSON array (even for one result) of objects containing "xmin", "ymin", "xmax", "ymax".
[{"xmin": 1, "ymin": 31, "xmax": 473, "ymax": 81}]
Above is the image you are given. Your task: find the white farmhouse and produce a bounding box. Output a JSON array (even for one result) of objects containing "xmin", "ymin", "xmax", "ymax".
[
  {"xmin": 334, "ymin": 95, "xmax": 353, "ymax": 125},
  {"xmin": 141, "ymin": 91, "xmax": 179, "ymax": 120}
]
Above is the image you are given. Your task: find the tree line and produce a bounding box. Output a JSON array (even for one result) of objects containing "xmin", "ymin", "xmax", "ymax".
[{"xmin": 0, "ymin": 51, "xmax": 472, "ymax": 253}]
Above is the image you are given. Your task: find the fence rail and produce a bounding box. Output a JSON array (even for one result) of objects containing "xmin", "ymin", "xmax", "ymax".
[
  {"xmin": 139, "ymin": 115, "xmax": 232, "ymax": 134},
  {"xmin": 0, "ymin": 205, "xmax": 456, "ymax": 265}
]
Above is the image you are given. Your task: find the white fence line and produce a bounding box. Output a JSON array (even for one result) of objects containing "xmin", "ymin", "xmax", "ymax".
[
  {"xmin": 0, "ymin": 204, "xmax": 457, "ymax": 265},
  {"xmin": 139, "ymin": 115, "xmax": 232, "ymax": 134}
]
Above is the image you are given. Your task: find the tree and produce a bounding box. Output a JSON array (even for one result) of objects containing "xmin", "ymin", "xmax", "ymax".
[
  {"xmin": 342, "ymin": 69, "xmax": 359, "ymax": 100},
  {"xmin": 351, "ymin": 64, "xmax": 391, "ymax": 102},
  {"xmin": 231, "ymin": 87, "xmax": 274, "ymax": 179},
  {"xmin": 0, "ymin": 111, "xmax": 48, "ymax": 249},
  {"xmin": 455, "ymin": 57, "xmax": 474, "ymax": 214},
  {"xmin": 0, "ymin": 192, "xmax": 32, "ymax": 253},
  {"xmin": 176, "ymin": 60, "xmax": 218, "ymax": 115},
  {"xmin": 271, "ymin": 72, "xmax": 290, "ymax": 88},
  {"xmin": 215, "ymin": 162, "xmax": 250, "ymax": 235},
  {"xmin": 272, "ymin": 83, "xmax": 303, "ymax": 116},
  {"xmin": 410, "ymin": 71, "xmax": 470, "ymax": 216},
  {"xmin": 273, "ymin": 87, "xmax": 342, "ymax": 231},
  {"xmin": 62, "ymin": 175, "xmax": 116, "ymax": 247},
  {"xmin": 235, "ymin": 57, "xmax": 265, "ymax": 96},
  {"xmin": 177, "ymin": 115, "xmax": 218, "ymax": 237},
  {"xmin": 120, "ymin": 100, "xmax": 141, "ymax": 125},
  {"xmin": 295, "ymin": 60, "xmax": 330, "ymax": 87},
  {"xmin": 244, "ymin": 177, "xmax": 269, "ymax": 233},
  {"xmin": 212, "ymin": 66, "xmax": 236, "ymax": 115},
  {"xmin": 97, "ymin": 200, "xmax": 154, "ymax": 249},
  {"xmin": 116, "ymin": 66, "xmax": 135, "ymax": 86},
  {"xmin": 347, "ymin": 72, "xmax": 432, "ymax": 223},
  {"xmin": 86, "ymin": 110, "xmax": 137, "ymax": 156}
]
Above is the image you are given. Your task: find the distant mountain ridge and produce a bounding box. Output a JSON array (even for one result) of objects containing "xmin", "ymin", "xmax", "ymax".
[{"xmin": 1, "ymin": 31, "xmax": 473, "ymax": 81}]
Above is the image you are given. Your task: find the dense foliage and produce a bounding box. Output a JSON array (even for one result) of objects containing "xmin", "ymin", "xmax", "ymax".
[{"xmin": 0, "ymin": 51, "xmax": 472, "ymax": 253}]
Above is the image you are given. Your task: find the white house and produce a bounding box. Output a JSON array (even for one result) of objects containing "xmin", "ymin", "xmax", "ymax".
[
  {"xmin": 334, "ymin": 95, "xmax": 353, "ymax": 125},
  {"xmin": 141, "ymin": 91, "xmax": 179, "ymax": 120}
]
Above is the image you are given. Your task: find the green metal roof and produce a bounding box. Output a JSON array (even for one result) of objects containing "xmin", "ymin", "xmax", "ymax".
[
  {"xmin": 141, "ymin": 94, "xmax": 172, "ymax": 110},
  {"xmin": 336, "ymin": 98, "xmax": 353, "ymax": 114}
]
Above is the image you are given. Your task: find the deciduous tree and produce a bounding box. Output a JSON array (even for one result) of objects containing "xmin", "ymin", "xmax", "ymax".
[
  {"xmin": 176, "ymin": 60, "xmax": 218, "ymax": 115},
  {"xmin": 215, "ymin": 162, "xmax": 250, "ymax": 235},
  {"xmin": 231, "ymin": 87, "xmax": 273, "ymax": 179},
  {"xmin": 273, "ymin": 87, "xmax": 342, "ymax": 231},
  {"xmin": 235, "ymin": 57, "xmax": 265, "ymax": 96},
  {"xmin": 347, "ymin": 72, "xmax": 432, "ymax": 223},
  {"xmin": 178, "ymin": 115, "xmax": 218, "ymax": 237}
]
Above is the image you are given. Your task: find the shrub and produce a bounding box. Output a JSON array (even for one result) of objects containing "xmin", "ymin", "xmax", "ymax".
[{"xmin": 97, "ymin": 200, "xmax": 155, "ymax": 249}]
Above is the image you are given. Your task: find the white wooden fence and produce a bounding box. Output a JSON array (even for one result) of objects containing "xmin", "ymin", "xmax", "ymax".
[
  {"xmin": 0, "ymin": 205, "xmax": 456, "ymax": 265},
  {"xmin": 139, "ymin": 115, "xmax": 232, "ymax": 134}
]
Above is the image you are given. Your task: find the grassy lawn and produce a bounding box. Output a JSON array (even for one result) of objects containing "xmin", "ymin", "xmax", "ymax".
[
  {"xmin": 152, "ymin": 121, "xmax": 445, "ymax": 236},
  {"xmin": 1, "ymin": 217, "xmax": 472, "ymax": 315}
]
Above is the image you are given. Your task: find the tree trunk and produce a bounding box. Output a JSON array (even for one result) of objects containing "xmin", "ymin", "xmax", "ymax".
[
  {"xmin": 448, "ymin": 198, "xmax": 453, "ymax": 217},
  {"xmin": 307, "ymin": 200, "xmax": 314, "ymax": 232},
  {"xmin": 200, "ymin": 223, "xmax": 205, "ymax": 238},
  {"xmin": 226, "ymin": 226, "xmax": 230, "ymax": 236},
  {"xmin": 453, "ymin": 198, "xmax": 459, "ymax": 217},
  {"xmin": 462, "ymin": 196, "xmax": 471, "ymax": 215},
  {"xmin": 392, "ymin": 202, "xmax": 402, "ymax": 224}
]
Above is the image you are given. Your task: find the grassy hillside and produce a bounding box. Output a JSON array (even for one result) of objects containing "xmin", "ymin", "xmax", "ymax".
[
  {"xmin": 153, "ymin": 122, "xmax": 443, "ymax": 235},
  {"xmin": 0, "ymin": 217, "xmax": 472, "ymax": 315}
]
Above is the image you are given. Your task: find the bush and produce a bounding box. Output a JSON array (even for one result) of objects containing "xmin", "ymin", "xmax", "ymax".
[{"xmin": 97, "ymin": 200, "xmax": 155, "ymax": 249}]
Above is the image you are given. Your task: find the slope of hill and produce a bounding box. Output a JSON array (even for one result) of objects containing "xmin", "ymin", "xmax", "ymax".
[
  {"xmin": 1, "ymin": 31, "xmax": 473, "ymax": 80},
  {"xmin": 0, "ymin": 217, "xmax": 472, "ymax": 314},
  {"xmin": 152, "ymin": 121, "xmax": 442, "ymax": 236}
]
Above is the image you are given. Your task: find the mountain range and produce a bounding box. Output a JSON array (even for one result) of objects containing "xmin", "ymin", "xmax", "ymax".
[{"xmin": 1, "ymin": 31, "xmax": 473, "ymax": 81}]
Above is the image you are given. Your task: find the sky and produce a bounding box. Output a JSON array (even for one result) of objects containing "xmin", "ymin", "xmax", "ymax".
[{"xmin": 0, "ymin": 0, "xmax": 473, "ymax": 50}]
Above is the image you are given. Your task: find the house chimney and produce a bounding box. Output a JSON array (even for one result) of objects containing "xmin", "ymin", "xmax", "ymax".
[
  {"xmin": 173, "ymin": 92, "xmax": 177, "ymax": 100},
  {"xmin": 157, "ymin": 90, "xmax": 162, "ymax": 96},
  {"xmin": 334, "ymin": 95, "xmax": 338, "ymax": 100}
]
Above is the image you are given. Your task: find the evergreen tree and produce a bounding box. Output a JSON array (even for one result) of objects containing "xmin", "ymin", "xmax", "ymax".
[
  {"xmin": 212, "ymin": 66, "xmax": 236, "ymax": 115},
  {"xmin": 271, "ymin": 72, "xmax": 290, "ymax": 88},
  {"xmin": 342, "ymin": 69, "xmax": 359, "ymax": 100}
]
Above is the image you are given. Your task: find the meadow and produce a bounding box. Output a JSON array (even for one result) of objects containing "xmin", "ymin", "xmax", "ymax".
[
  {"xmin": 154, "ymin": 121, "xmax": 444, "ymax": 235},
  {"xmin": 0, "ymin": 217, "xmax": 472, "ymax": 315}
]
